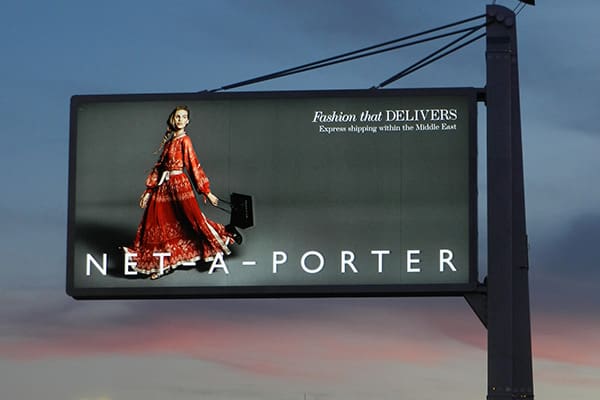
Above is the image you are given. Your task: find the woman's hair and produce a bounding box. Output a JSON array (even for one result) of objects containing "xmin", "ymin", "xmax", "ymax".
[{"xmin": 155, "ymin": 105, "xmax": 190, "ymax": 153}]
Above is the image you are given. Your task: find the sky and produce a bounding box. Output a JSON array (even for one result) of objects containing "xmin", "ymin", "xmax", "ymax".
[{"xmin": 1, "ymin": 0, "xmax": 599, "ymax": 399}]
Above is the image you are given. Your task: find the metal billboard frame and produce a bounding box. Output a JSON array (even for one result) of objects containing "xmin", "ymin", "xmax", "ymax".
[{"xmin": 67, "ymin": 87, "xmax": 479, "ymax": 300}]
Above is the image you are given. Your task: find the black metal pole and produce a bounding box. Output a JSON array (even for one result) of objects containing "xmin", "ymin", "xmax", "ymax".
[
  {"xmin": 508, "ymin": 8, "xmax": 534, "ymax": 399},
  {"xmin": 485, "ymin": 4, "xmax": 533, "ymax": 399}
]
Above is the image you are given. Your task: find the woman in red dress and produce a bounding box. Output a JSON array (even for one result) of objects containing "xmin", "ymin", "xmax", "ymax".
[{"xmin": 123, "ymin": 105, "xmax": 238, "ymax": 279}]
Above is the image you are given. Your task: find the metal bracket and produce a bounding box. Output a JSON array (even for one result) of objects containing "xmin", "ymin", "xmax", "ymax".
[{"xmin": 464, "ymin": 282, "xmax": 488, "ymax": 328}]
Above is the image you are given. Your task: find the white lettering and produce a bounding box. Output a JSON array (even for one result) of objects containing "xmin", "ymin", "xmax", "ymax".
[
  {"xmin": 312, "ymin": 110, "xmax": 356, "ymax": 123},
  {"xmin": 208, "ymin": 253, "xmax": 229, "ymax": 274},
  {"xmin": 301, "ymin": 251, "xmax": 324, "ymax": 274},
  {"xmin": 371, "ymin": 250, "xmax": 391, "ymax": 273},
  {"xmin": 407, "ymin": 250, "xmax": 421, "ymax": 272},
  {"xmin": 439, "ymin": 249, "xmax": 457, "ymax": 272},
  {"xmin": 385, "ymin": 108, "xmax": 459, "ymax": 122},
  {"xmin": 272, "ymin": 251, "xmax": 287, "ymax": 273},
  {"xmin": 153, "ymin": 252, "xmax": 170, "ymax": 275},
  {"xmin": 124, "ymin": 253, "xmax": 138, "ymax": 276},
  {"xmin": 86, "ymin": 253, "xmax": 107, "ymax": 276},
  {"xmin": 312, "ymin": 110, "xmax": 324, "ymax": 122},
  {"xmin": 341, "ymin": 250, "xmax": 358, "ymax": 273}
]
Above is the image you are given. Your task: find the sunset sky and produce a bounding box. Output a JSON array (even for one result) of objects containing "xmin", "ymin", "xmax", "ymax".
[{"xmin": 1, "ymin": 1, "xmax": 599, "ymax": 399}]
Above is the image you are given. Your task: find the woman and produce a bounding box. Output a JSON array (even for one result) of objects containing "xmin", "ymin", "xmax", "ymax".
[{"xmin": 123, "ymin": 105, "xmax": 239, "ymax": 279}]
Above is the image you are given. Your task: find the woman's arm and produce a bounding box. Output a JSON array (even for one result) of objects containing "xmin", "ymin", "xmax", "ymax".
[
  {"xmin": 182, "ymin": 136, "xmax": 213, "ymax": 196},
  {"xmin": 139, "ymin": 160, "xmax": 160, "ymax": 208}
]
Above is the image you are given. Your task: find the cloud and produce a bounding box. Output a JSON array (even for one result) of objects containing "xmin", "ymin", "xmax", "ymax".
[
  {"xmin": 416, "ymin": 284, "xmax": 600, "ymax": 369},
  {"xmin": 2, "ymin": 283, "xmax": 597, "ymax": 377},
  {"xmin": 555, "ymin": 215, "xmax": 600, "ymax": 267},
  {"xmin": 532, "ymin": 313, "xmax": 600, "ymax": 367},
  {"xmin": 531, "ymin": 213, "xmax": 600, "ymax": 281},
  {"xmin": 0, "ymin": 293, "xmax": 475, "ymax": 379}
]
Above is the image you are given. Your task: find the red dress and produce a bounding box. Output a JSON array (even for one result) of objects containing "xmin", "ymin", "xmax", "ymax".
[{"xmin": 123, "ymin": 134, "xmax": 232, "ymax": 275}]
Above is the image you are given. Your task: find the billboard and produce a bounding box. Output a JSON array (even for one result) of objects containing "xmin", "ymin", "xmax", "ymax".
[{"xmin": 67, "ymin": 89, "xmax": 477, "ymax": 299}]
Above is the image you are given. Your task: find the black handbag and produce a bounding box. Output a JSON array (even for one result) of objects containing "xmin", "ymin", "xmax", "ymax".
[{"xmin": 217, "ymin": 192, "xmax": 254, "ymax": 229}]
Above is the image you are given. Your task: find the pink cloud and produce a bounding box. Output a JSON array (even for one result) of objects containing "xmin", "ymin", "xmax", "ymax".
[
  {"xmin": 2, "ymin": 295, "xmax": 597, "ymax": 381},
  {"xmin": 0, "ymin": 310, "xmax": 460, "ymax": 379},
  {"xmin": 428, "ymin": 303, "xmax": 600, "ymax": 368},
  {"xmin": 531, "ymin": 311, "xmax": 600, "ymax": 367}
]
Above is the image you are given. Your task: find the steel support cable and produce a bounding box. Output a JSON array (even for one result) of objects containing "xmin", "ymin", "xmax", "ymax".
[
  {"xmin": 209, "ymin": 24, "xmax": 484, "ymax": 92},
  {"xmin": 377, "ymin": 32, "xmax": 486, "ymax": 88},
  {"xmin": 207, "ymin": 13, "xmax": 486, "ymax": 92},
  {"xmin": 514, "ymin": 1, "xmax": 524, "ymax": 12},
  {"xmin": 514, "ymin": 3, "xmax": 527, "ymax": 15},
  {"xmin": 231, "ymin": 23, "xmax": 487, "ymax": 89},
  {"xmin": 375, "ymin": 22, "xmax": 488, "ymax": 88}
]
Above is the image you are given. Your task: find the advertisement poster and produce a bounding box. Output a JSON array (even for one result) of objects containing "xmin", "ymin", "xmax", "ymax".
[{"xmin": 67, "ymin": 89, "xmax": 477, "ymax": 299}]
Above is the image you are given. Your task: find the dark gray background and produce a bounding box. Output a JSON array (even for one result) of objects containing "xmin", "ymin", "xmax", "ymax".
[{"xmin": 71, "ymin": 92, "xmax": 473, "ymax": 290}]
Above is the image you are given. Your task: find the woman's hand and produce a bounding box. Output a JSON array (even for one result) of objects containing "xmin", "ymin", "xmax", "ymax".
[
  {"xmin": 139, "ymin": 191, "xmax": 151, "ymax": 209},
  {"xmin": 206, "ymin": 192, "xmax": 219, "ymax": 207}
]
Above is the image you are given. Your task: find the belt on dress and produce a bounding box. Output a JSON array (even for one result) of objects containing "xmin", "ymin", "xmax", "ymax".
[{"xmin": 158, "ymin": 170, "xmax": 184, "ymax": 185}]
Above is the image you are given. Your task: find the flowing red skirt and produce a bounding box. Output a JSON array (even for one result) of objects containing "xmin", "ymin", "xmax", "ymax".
[{"xmin": 123, "ymin": 174, "xmax": 232, "ymax": 275}]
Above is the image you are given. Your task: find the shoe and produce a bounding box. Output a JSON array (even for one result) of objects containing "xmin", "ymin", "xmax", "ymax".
[
  {"xmin": 149, "ymin": 268, "xmax": 173, "ymax": 280},
  {"xmin": 150, "ymin": 272, "xmax": 162, "ymax": 280},
  {"xmin": 226, "ymin": 224, "xmax": 243, "ymax": 245}
]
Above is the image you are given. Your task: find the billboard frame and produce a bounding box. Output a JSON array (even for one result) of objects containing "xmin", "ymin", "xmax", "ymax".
[{"xmin": 67, "ymin": 87, "xmax": 479, "ymax": 300}]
